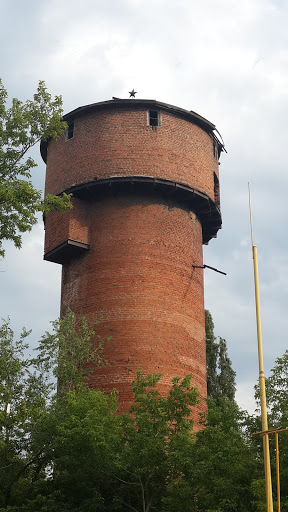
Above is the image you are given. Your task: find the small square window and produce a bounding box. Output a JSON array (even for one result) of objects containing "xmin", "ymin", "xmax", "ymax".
[
  {"xmin": 149, "ymin": 110, "xmax": 160, "ymax": 127},
  {"xmin": 66, "ymin": 122, "xmax": 74, "ymax": 140}
]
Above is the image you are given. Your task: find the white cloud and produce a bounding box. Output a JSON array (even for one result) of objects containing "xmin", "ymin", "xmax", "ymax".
[{"xmin": 236, "ymin": 380, "xmax": 258, "ymax": 415}]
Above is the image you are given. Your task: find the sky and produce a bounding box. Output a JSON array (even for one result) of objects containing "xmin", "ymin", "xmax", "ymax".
[{"xmin": 1, "ymin": 0, "xmax": 288, "ymax": 413}]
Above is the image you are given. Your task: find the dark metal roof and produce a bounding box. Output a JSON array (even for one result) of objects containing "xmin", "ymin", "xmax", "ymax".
[{"xmin": 40, "ymin": 98, "xmax": 225, "ymax": 163}]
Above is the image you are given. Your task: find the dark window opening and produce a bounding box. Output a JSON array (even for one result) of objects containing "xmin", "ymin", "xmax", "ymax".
[
  {"xmin": 149, "ymin": 110, "xmax": 159, "ymax": 127},
  {"xmin": 213, "ymin": 141, "xmax": 218, "ymax": 159},
  {"xmin": 66, "ymin": 122, "xmax": 74, "ymax": 140},
  {"xmin": 214, "ymin": 173, "xmax": 220, "ymax": 209}
]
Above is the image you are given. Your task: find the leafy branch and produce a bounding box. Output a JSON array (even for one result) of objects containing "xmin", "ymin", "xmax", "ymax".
[{"xmin": 0, "ymin": 79, "xmax": 72, "ymax": 257}]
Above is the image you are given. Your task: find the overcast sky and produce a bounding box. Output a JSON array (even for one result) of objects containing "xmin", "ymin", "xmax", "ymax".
[{"xmin": 1, "ymin": 0, "xmax": 288, "ymax": 413}]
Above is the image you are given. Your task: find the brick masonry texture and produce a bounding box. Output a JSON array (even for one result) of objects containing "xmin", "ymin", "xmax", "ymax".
[
  {"xmin": 59, "ymin": 196, "xmax": 206, "ymax": 425},
  {"xmin": 44, "ymin": 198, "xmax": 89, "ymax": 255},
  {"xmin": 45, "ymin": 108, "xmax": 219, "ymax": 202},
  {"xmin": 44, "ymin": 102, "xmax": 221, "ymax": 428}
]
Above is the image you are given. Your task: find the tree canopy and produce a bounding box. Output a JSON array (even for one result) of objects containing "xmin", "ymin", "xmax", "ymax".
[
  {"xmin": 254, "ymin": 350, "xmax": 288, "ymax": 511},
  {"xmin": 205, "ymin": 309, "xmax": 236, "ymax": 401},
  {"xmin": 0, "ymin": 311, "xmax": 104, "ymax": 509},
  {"xmin": 0, "ymin": 315, "xmax": 200, "ymax": 511},
  {"xmin": 191, "ymin": 396, "xmax": 261, "ymax": 512},
  {"xmin": 0, "ymin": 79, "xmax": 71, "ymax": 257},
  {"xmin": 0, "ymin": 310, "xmax": 272, "ymax": 512}
]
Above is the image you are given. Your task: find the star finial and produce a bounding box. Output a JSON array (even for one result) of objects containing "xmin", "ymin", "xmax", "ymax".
[{"xmin": 129, "ymin": 89, "xmax": 137, "ymax": 98}]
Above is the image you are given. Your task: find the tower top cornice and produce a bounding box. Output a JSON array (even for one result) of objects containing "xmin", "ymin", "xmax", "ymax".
[
  {"xmin": 63, "ymin": 98, "xmax": 216, "ymax": 132},
  {"xmin": 40, "ymin": 99, "xmax": 225, "ymax": 164}
]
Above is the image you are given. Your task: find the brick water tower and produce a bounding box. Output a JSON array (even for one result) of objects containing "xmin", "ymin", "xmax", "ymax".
[{"xmin": 41, "ymin": 98, "xmax": 224, "ymax": 423}]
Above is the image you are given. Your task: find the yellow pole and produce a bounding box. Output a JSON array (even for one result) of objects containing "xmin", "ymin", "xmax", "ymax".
[
  {"xmin": 253, "ymin": 245, "xmax": 273, "ymax": 512},
  {"xmin": 249, "ymin": 184, "xmax": 273, "ymax": 512},
  {"xmin": 275, "ymin": 432, "xmax": 280, "ymax": 512},
  {"xmin": 264, "ymin": 432, "xmax": 271, "ymax": 512}
]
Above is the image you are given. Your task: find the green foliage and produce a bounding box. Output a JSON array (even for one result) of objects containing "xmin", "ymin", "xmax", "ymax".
[
  {"xmin": 205, "ymin": 309, "xmax": 219, "ymax": 397},
  {"xmin": 191, "ymin": 397, "xmax": 260, "ymax": 512},
  {"xmin": 34, "ymin": 310, "xmax": 106, "ymax": 396},
  {"xmin": 266, "ymin": 352, "xmax": 288, "ymax": 511},
  {"xmin": 1, "ymin": 308, "xmax": 277, "ymax": 512},
  {"xmin": 118, "ymin": 373, "xmax": 198, "ymax": 511},
  {"xmin": 28, "ymin": 387, "xmax": 121, "ymax": 512},
  {"xmin": 265, "ymin": 350, "xmax": 288, "ymax": 425},
  {"xmin": 255, "ymin": 350, "xmax": 288, "ymax": 511},
  {"xmin": 0, "ymin": 356, "xmax": 200, "ymax": 512},
  {"xmin": 0, "ymin": 79, "xmax": 71, "ymax": 257},
  {"xmin": 29, "ymin": 373, "xmax": 199, "ymax": 512},
  {"xmin": 0, "ymin": 319, "xmax": 49, "ymax": 509},
  {"xmin": 0, "ymin": 312, "xmax": 105, "ymax": 509},
  {"xmin": 205, "ymin": 310, "xmax": 236, "ymax": 401},
  {"xmin": 250, "ymin": 478, "xmax": 267, "ymax": 512}
]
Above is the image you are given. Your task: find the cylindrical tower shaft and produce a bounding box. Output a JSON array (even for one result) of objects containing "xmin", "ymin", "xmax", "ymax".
[{"xmin": 42, "ymin": 98, "xmax": 224, "ymax": 425}]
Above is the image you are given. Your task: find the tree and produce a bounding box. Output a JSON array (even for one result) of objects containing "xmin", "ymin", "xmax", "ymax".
[
  {"xmin": 190, "ymin": 397, "xmax": 262, "ymax": 512},
  {"xmin": 254, "ymin": 350, "xmax": 288, "ymax": 511},
  {"xmin": 26, "ymin": 386, "xmax": 120, "ymax": 512},
  {"xmin": 0, "ymin": 308, "xmax": 266, "ymax": 512},
  {"xmin": 0, "ymin": 79, "xmax": 71, "ymax": 257},
  {"xmin": 0, "ymin": 312, "xmax": 105, "ymax": 510},
  {"xmin": 205, "ymin": 309, "xmax": 220, "ymax": 398},
  {"xmin": 217, "ymin": 337, "xmax": 236, "ymax": 401},
  {"xmin": 0, "ymin": 322, "xmax": 200, "ymax": 512},
  {"xmin": 0, "ymin": 319, "xmax": 49, "ymax": 509},
  {"xmin": 205, "ymin": 310, "xmax": 236, "ymax": 401},
  {"xmin": 24, "ymin": 373, "xmax": 199, "ymax": 512},
  {"xmin": 265, "ymin": 350, "xmax": 288, "ymax": 425},
  {"xmin": 115, "ymin": 373, "xmax": 199, "ymax": 512},
  {"xmin": 201, "ymin": 312, "xmax": 266, "ymax": 511},
  {"xmin": 34, "ymin": 310, "xmax": 106, "ymax": 396}
]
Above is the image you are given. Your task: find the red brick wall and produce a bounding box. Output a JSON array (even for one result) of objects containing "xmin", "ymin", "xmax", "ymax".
[
  {"xmin": 43, "ymin": 104, "xmax": 221, "ymax": 427},
  {"xmin": 45, "ymin": 108, "xmax": 219, "ymax": 202},
  {"xmin": 60, "ymin": 195, "xmax": 206, "ymax": 426},
  {"xmin": 44, "ymin": 197, "xmax": 89, "ymax": 255}
]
